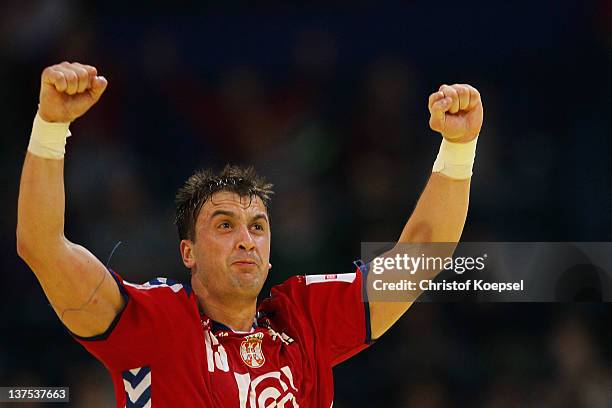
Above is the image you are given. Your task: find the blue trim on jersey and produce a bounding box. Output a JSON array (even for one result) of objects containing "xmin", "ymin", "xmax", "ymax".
[
  {"xmin": 126, "ymin": 387, "xmax": 151, "ymax": 408},
  {"xmin": 68, "ymin": 269, "xmax": 129, "ymax": 342},
  {"xmin": 123, "ymin": 366, "xmax": 150, "ymax": 388},
  {"xmin": 70, "ymin": 270, "xmax": 191, "ymax": 342},
  {"xmin": 147, "ymin": 277, "xmax": 180, "ymax": 286},
  {"xmin": 354, "ymin": 259, "xmax": 374, "ymax": 345},
  {"xmin": 123, "ymin": 366, "xmax": 151, "ymax": 408},
  {"xmin": 211, "ymin": 318, "xmax": 258, "ymax": 333}
]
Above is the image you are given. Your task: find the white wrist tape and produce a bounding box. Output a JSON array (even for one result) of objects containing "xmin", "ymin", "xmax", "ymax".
[
  {"xmin": 432, "ymin": 136, "xmax": 478, "ymax": 179},
  {"xmin": 27, "ymin": 112, "xmax": 71, "ymax": 159}
]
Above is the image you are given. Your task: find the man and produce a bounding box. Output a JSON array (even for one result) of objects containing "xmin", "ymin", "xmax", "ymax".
[{"xmin": 17, "ymin": 62, "xmax": 482, "ymax": 407}]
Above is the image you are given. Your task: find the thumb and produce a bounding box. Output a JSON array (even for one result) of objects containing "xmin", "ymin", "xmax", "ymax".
[
  {"xmin": 89, "ymin": 76, "xmax": 108, "ymax": 101},
  {"xmin": 429, "ymin": 97, "xmax": 450, "ymax": 132}
]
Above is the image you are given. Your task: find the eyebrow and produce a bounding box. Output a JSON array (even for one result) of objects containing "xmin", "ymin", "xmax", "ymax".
[
  {"xmin": 252, "ymin": 213, "xmax": 269, "ymax": 223},
  {"xmin": 210, "ymin": 210, "xmax": 269, "ymax": 223},
  {"xmin": 210, "ymin": 210, "xmax": 236, "ymax": 220}
]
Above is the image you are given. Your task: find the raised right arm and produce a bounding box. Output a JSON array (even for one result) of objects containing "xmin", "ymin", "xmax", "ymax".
[{"xmin": 16, "ymin": 62, "xmax": 124, "ymax": 338}]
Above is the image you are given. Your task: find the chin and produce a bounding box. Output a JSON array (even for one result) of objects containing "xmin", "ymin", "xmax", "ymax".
[{"xmin": 230, "ymin": 275, "xmax": 263, "ymax": 294}]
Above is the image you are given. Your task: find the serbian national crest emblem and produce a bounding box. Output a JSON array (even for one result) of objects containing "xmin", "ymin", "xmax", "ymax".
[{"xmin": 240, "ymin": 332, "xmax": 266, "ymax": 368}]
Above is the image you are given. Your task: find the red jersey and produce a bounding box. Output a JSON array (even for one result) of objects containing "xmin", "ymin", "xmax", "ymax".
[{"xmin": 73, "ymin": 263, "xmax": 372, "ymax": 407}]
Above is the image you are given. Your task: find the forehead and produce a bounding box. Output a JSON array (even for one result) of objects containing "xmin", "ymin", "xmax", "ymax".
[{"xmin": 197, "ymin": 191, "xmax": 267, "ymax": 222}]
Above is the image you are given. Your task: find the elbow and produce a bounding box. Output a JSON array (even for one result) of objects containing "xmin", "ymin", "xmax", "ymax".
[
  {"xmin": 16, "ymin": 227, "xmax": 47, "ymax": 261},
  {"xmin": 16, "ymin": 227, "xmax": 67, "ymax": 262},
  {"xmin": 399, "ymin": 221, "xmax": 434, "ymax": 243},
  {"xmin": 16, "ymin": 228, "xmax": 33, "ymax": 260}
]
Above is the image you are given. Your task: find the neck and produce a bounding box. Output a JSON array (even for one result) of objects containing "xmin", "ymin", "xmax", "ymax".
[
  {"xmin": 193, "ymin": 279, "xmax": 257, "ymax": 332},
  {"xmin": 199, "ymin": 297, "xmax": 257, "ymax": 332}
]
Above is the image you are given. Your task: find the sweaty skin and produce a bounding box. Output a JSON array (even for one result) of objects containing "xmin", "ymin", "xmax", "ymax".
[
  {"xmin": 181, "ymin": 191, "xmax": 272, "ymax": 332},
  {"xmin": 17, "ymin": 61, "xmax": 483, "ymax": 343}
]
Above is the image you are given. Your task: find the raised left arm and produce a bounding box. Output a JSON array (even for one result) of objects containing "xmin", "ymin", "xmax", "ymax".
[{"xmin": 369, "ymin": 84, "xmax": 483, "ymax": 340}]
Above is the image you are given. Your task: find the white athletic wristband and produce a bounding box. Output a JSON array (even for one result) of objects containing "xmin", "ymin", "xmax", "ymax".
[
  {"xmin": 432, "ymin": 136, "xmax": 478, "ymax": 180},
  {"xmin": 27, "ymin": 112, "xmax": 71, "ymax": 160}
]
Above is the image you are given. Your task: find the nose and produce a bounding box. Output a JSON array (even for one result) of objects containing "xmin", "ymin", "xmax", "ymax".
[{"xmin": 235, "ymin": 225, "xmax": 256, "ymax": 252}]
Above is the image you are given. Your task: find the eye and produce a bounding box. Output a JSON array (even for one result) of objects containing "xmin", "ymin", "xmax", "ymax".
[
  {"xmin": 252, "ymin": 223, "xmax": 264, "ymax": 231},
  {"xmin": 218, "ymin": 221, "xmax": 231, "ymax": 230}
]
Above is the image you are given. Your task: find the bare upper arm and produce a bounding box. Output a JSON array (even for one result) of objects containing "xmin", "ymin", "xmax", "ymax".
[
  {"xmin": 21, "ymin": 238, "xmax": 125, "ymax": 337},
  {"xmin": 368, "ymin": 301, "xmax": 415, "ymax": 340}
]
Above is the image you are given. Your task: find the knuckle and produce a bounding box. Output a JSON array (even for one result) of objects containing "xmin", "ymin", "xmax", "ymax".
[
  {"xmin": 65, "ymin": 71, "xmax": 77, "ymax": 82},
  {"xmin": 76, "ymin": 67, "xmax": 88, "ymax": 79},
  {"xmin": 51, "ymin": 71, "xmax": 64, "ymax": 84},
  {"xmin": 76, "ymin": 65, "xmax": 87, "ymax": 75}
]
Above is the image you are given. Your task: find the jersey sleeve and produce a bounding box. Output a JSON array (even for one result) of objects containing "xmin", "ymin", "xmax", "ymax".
[
  {"xmin": 71, "ymin": 269, "xmax": 194, "ymax": 371},
  {"xmin": 266, "ymin": 261, "xmax": 373, "ymax": 367}
]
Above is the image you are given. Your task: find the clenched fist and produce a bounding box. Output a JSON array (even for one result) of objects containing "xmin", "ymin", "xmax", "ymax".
[
  {"xmin": 39, "ymin": 62, "xmax": 108, "ymax": 123},
  {"xmin": 428, "ymin": 84, "xmax": 483, "ymax": 143}
]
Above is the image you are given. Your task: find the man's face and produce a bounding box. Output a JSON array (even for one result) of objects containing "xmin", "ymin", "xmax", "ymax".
[{"xmin": 182, "ymin": 191, "xmax": 271, "ymax": 302}]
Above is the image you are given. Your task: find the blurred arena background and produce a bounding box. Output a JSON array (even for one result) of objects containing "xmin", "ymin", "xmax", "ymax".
[{"xmin": 1, "ymin": 0, "xmax": 612, "ymax": 406}]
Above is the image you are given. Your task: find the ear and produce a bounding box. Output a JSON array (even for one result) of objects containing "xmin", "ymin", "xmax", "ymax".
[{"xmin": 180, "ymin": 239, "xmax": 196, "ymax": 269}]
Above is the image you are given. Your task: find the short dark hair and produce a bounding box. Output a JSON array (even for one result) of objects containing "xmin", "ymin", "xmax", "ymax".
[{"xmin": 174, "ymin": 165, "xmax": 274, "ymax": 241}]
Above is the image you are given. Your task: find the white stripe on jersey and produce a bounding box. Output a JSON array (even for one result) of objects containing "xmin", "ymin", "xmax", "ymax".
[
  {"xmin": 305, "ymin": 273, "xmax": 356, "ymax": 285},
  {"xmin": 123, "ymin": 367, "xmax": 151, "ymax": 407},
  {"xmin": 124, "ymin": 278, "xmax": 183, "ymax": 293}
]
